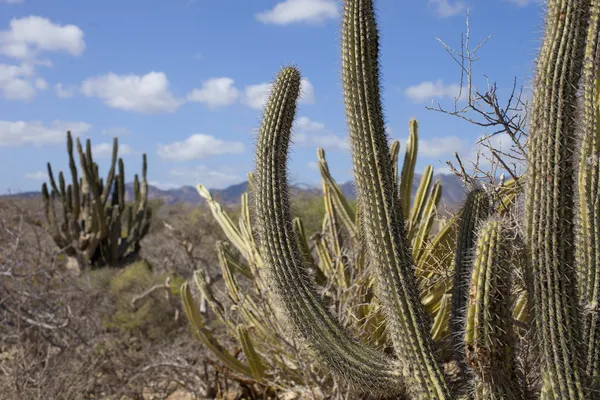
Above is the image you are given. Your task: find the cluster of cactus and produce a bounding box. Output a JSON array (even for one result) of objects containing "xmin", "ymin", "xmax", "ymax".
[
  {"xmin": 42, "ymin": 131, "xmax": 151, "ymax": 269},
  {"xmin": 181, "ymin": 118, "xmax": 471, "ymax": 397},
  {"xmin": 182, "ymin": 0, "xmax": 600, "ymax": 398}
]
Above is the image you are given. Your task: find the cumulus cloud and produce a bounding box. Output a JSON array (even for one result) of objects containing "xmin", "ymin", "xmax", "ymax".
[
  {"xmin": 34, "ymin": 77, "xmax": 47, "ymax": 89},
  {"xmin": 244, "ymin": 78, "xmax": 315, "ymax": 110},
  {"xmin": 428, "ymin": 0, "xmax": 466, "ymax": 17},
  {"xmin": 0, "ymin": 63, "xmax": 35, "ymax": 100},
  {"xmin": 404, "ymin": 80, "xmax": 462, "ymax": 103},
  {"xmin": 294, "ymin": 116, "xmax": 349, "ymax": 151},
  {"xmin": 157, "ymin": 134, "xmax": 244, "ymax": 162},
  {"xmin": 0, "ymin": 120, "xmax": 91, "ymax": 146},
  {"xmin": 256, "ymin": 0, "xmax": 339, "ymax": 25},
  {"xmin": 92, "ymin": 142, "xmax": 133, "ymax": 158},
  {"xmin": 187, "ymin": 77, "xmax": 241, "ymax": 108},
  {"xmin": 169, "ymin": 165, "xmax": 243, "ymax": 189},
  {"xmin": 0, "ymin": 16, "xmax": 84, "ymax": 101},
  {"xmin": 81, "ymin": 72, "xmax": 182, "ymax": 114},
  {"xmin": 0, "ymin": 16, "xmax": 85, "ymax": 60},
  {"xmin": 54, "ymin": 82, "xmax": 76, "ymax": 98},
  {"xmin": 419, "ymin": 136, "xmax": 467, "ymax": 157}
]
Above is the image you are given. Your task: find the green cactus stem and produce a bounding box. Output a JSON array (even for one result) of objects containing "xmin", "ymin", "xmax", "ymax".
[
  {"xmin": 254, "ymin": 66, "xmax": 406, "ymax": 395},
  {"xmin": 341, "ymin": 0, "xmax": 449, "ymax": 397},
  {"xmin": 526, "ymin": 0, "xmax": 590, "ymax": 397},
  {"xmin": 451, "ymin": 188, "xmax": 491, "ymax": 370},
  {"xmin": 464, "ymin": 217, "xmax": 522, "ymax": 400}
]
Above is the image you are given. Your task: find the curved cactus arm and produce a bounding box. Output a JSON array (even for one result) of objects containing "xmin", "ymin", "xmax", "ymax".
[
  {"xmin": 317, "ymin": 148, "xmax": 357, "ymax": 240},
  {"xmin": 578, "ymin": 0, "xmax": 600, "ymax": 386},
  {"xmin": 181, "ymin": 283, "xmax": 253, "ymax": 377},
  {"xmin": 341, "ymin": 0, "xmax": 450, "ymax": 397},
  {"xmin": 255, "ymin": 66, "xmax": 405, "ymax": 395},
  {"xmin": 399, "ymin": 119, "xmax": 418, "ymax": 221},
  {"xmin": 197, "ymin": 183, "xmax": 250, "ymax": 259},
  {"xmin": 412, "ymin": 180, "xmax": 441, "ymax": 262},
  {"xmin": 464, "ymin": 217, "xmax": 522, "ymax": 399},
  {"xmin": 526, "ymin": 0, "xmax": 591, "ymax": 398},
  {"xmin": 237, "ymin": 325, "xmax": 267, "ymax": 382},
  {"xmin": 390, "ymin": 139, "xmax": 400, "ymax": 190},
  {"xmin": 407, "ymin": 165, "xmax": 434, "ymax": 239},
  {"xmin": 450, "ymin": 188, "xmax": 491, "ymax": 369}
]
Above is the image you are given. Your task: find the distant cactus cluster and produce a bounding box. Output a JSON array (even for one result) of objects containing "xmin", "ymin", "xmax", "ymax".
[
  {"xmin": 42, "ymin": 132, "xmax": 151, "ymax": 269},
  {"xmin": 179, "ymin": 0, "xmax": 600, "ymax": 398}
]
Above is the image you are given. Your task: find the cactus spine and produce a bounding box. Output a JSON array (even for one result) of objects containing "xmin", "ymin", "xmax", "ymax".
[
  {"xmin": 451, "ymin": 188, "xmax": 491, "ymax": 369},
  {"xmin": 340, "ymin": 0, "xmax": 449, "ymax": 397},
  {"xmin": 254, "ymin": 67, "xmax": 404, "ymax": 395},
  {"xmin": 464, "ymin": 217, "xmax": 521, "ymax": 399},
  {"xmin": 578, "ymin": 0, "xmax": 600, "ymax": 387},
  {"xmin": 526, "ymin": 0, "xmax": 591, "ymax": 397}
]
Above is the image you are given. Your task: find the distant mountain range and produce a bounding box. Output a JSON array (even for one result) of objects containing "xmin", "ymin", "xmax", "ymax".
[{"xmin": 2, "ymin": 173, "xmax": 467, "ymax": 208}]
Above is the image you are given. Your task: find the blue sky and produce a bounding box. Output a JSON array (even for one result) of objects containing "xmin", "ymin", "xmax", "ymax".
[{"xmin": 0, "ymin": 0, "xmax": 542, "ymax": 193}]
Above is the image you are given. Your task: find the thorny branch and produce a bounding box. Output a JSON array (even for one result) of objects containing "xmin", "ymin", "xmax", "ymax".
[{"xmin": 429, "ymin": 9, "xmax": 529, "ymax": 188}]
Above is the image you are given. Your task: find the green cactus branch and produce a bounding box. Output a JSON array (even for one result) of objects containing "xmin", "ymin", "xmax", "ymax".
[
  {"xmin": 526, "ymin": 0, "xmax": 591, "ymax": 397},
  {"xmin": 254, "ymin": 66, "xmax": 405, "ymax": 395},
  {"xmin": 340, "ymin": 1, "xmax": 450, "ymax": 397},
  {"xmin": 464, "ymin": 217, "xmax": 521, "ymax": 399}
]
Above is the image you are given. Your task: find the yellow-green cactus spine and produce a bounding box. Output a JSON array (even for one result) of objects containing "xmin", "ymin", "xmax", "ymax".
[
  {"xmin": 578, "ymin": 0, "xmax": 600, "ymax": 389},
  {"xmin": 464, "ymin": 217, "xmax": 522, "ymax": 400},
  {"xmin": 341, "ymin": 0, "xmax": 449, "ymax": 397},
  {"xmin": 254, "ymin": 66, "xmax": 405, "ymax": 395},
  {"xmin": 450, "ymin": 188, "xmax": 491, "ymax": 369},
  {"xmin": 526, "ymin": 0, "xmax": 591, "ymax": 397}
]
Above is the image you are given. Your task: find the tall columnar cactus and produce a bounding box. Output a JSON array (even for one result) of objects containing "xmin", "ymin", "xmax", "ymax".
[
  {"xmin": 42, "ymin": 131, "xmax": 151, "ymax": 268},
  {"xmin": 526, "ymin": 0, "xmax": 591, "ymax": 397},
  {"xmin": 578, "ymin": 0, "xmax": 600, "ymax": 388},
  {"xmin": 254, "ymin": 66, "xmax": 405, "ymax": 395}
]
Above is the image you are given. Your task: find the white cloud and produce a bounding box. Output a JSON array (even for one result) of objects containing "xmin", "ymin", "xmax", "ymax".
[
  {"xmin": 81, "ymin": 72, "xmax": 182, "ymax": 114},
  {"xmin": 419, "ymin": 136, "xmax": 467, "ymax": 157},
  {"xmin": 295, "ymin": 116, "xmax": 325, "ymax": 132},
  {"xmin": 0, "ymin": 16, "xmax": 85, "ymax": 60},
  {"xmin": 428, "ymin": 0, "xmax": 466, "ymax": 17},
  {"xmin": 157, "ymin": 134, "xmax": 244, "ymax": 162},
  {"xmin": 294, "ymin": 116, "xmax": 349, "ymax": 151},
  {"xmin": 244, "ymin": 82, "xmax": 272, "ymax": 110},
  {"xmin": 244, "ymin": 78, "xmax": 315, "ymax": 110},
  {"xmin": 0, "ymin": 120, "xmax": 91, "ymax": 146},
  {"xmin": 0, "ymin": 0, "xmax": 24, "ymax": 4},
  {"xmin": 0, "ymin": 63, "xmax": 35, "ymax": 100},
  {"xmin": 187, "ymin": 77, "xmax": 240, "ymax": 108},
  {"xmin": 54, "ymin": 82, "xmax": 76, "ymax": 98},
  {"xmin": 0, "ymin": 17, "xmax": 84, "ymax": 101},
  {"xmin": 256, "ymin": 0, "xmax": 339, "ymax": 25},
  {"xmin": 34, "ymin": 77, "xmax": 47, "ymax": 90},
  {"xmin": 25, "ymin": 171, "xmax": 47, "ymax": 180},
  {"xmin": 92, "ymin": 142, "xmax": 133, "ymax": 158},
  {"xmin": 404, "ymin": 80, "xmax": 462, "ymax": 103},
  {"xmin": 169, "ymin": 165, "xmax": 243, "ymax": 189}
]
